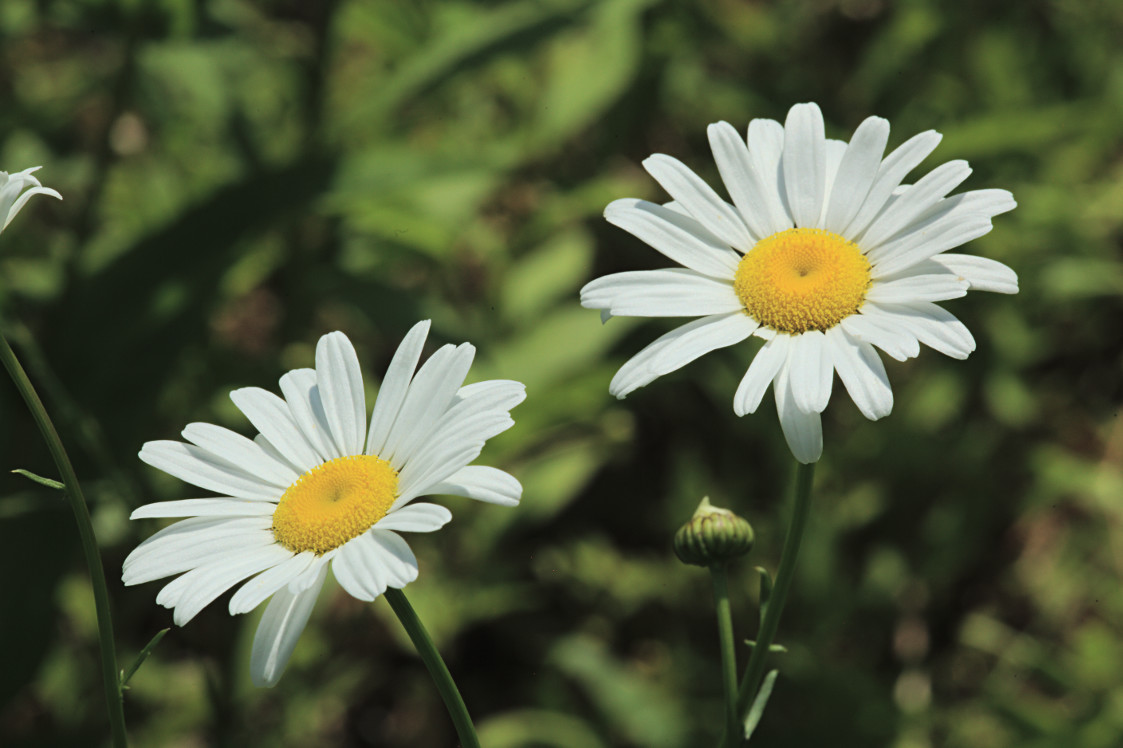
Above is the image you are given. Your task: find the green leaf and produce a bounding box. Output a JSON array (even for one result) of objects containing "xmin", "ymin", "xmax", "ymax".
[
  {"xmin": 743, "ymin": 640, "xmax": 787, "ymax": 654},
  {"xmin": 743, "ymin": 669, "xmax": 779, "ymax": 741},
  {"xmin": 755, "ymin": 566, "xmax": 774, "ymax": 627},
  {"xmin": 11, "ymin": 469, "xmax": 64, "ymax": 491},
  {"xmin": 119, "ymin": 628, "xmax": 170, "ymax": 691}
]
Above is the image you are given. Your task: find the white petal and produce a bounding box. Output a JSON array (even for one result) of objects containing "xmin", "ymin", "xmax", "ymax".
[
  {"xmin": 781, "ymin": 103, "xmax": 827, "ymax": 228},
  {"xmin": 866, "ymin": 301, "xmax": 976, "ymax": 359},
  {"xmin": 380, "ymin": 343, "xmax": 475, "ymax": 468},
  {"xmin": 230, "ymin": 388, "xmax": 322, "ymax": 473},
  {"xmin": 608, "ymin": 313, "xmax": 758, "ymax": 398},
  {"xmin": 826, "ymin": 327, "xmax": 894, "ymax": 420},
  {"xmin": 156, "ymin": 544, "xmax": 291, "ymax": 626},
  {"xmin": 858, "ymin": 160, "xmax": 973, "ymax": 248},
  {"xmin": 229, "ymin": 551, "xmax": 317, "ymax": 615},
  {"xmin": 819, "ymin": 139, "xmax": 849, "ymax": 213},
  {"xmin": 929, "ymin": 253, "xmax": 1019, "ymax": 294},
  {"xmin": 867, "ymin": 214, "xmax": 994, "ymax": 278},
  {"xmin": 787, "ymin": 331, "xmax": 833, "ymax": 414},
  {"xmin": 453, "ymin": 380, "xmax": 527, "ymax": 413},
  {"xmin": 842, "ymin": 130, "xmax": 942, "ymax": 239},
  {"xmin": 331, "ymin": 534, "xmax": 388, "ymax": 602},
  {"xmin": 3, "ymin": 186, "xmax": 62, "ymax": 230},
  {"xmin": 279, "ymin": 368, "xmax": 338, "ymax": 461},
  {"xmin": 580, "ymin": 269, "xmax": 743, "ymax": 317},
  {"xmin": 840, "ymin": 313, "xmax": 919, "ymax": 362},
  {"xmin": 139, "ymin": 441, "xmax": 279, "ymax": 501},
  {"xmin": 773, "ymin": 362, "xmax": 823, "ymax": 464},
  {"xmin": 707, "ymin": 121, "xmax": 786, "ymax": 239},
  {"xmin": 375, "ymin": 503, "xmax": 452, "ymax": 533},
  {"xmin": 643, "ymin": 153, "xmax": 752, "ymax": 250},
  {"xmin": 866, "ymin": 274, "xmax": 969, "ymax": 303},
  {"xmin": 250, "ymin": 563, "xmax": 327, "ymax": 687},
  {"xmin": 130, "ymin": 498, "xmax": 277, "ymax": 519},
  {"xmin": 369, "ymin": 530, "xmax": 420, "ymax": 588},
  {"xmin": 181, "ymin": 422, "xmax": 298, "ymax": 488},
  {"xmin": 604, "ymin": 198, "xmax": 742, "ymax": 278},
  {"xmin": 823, "ymin": 116, "xmax": 890, "ymax": 232},
  {"xmin": 428, "ymin": 465, "xmax": 522, "ymax": 506},
  {"xmin": 366, "ymin": 320, "xmax": 431, "ymax": 457},
  {"xmin": 733, "ymin": 334, "xmax": 789, "ymax": 416},
  {"xmin": 123, "ymin": 517, "xmax": 275, "ymax": 585},
  {"xmin": 315, "ymin": 332, "xmax": 368, "ymax": 456},
  {"xmin": 747, "ymin": 118, "xmax": 787, "ymax": 216}
]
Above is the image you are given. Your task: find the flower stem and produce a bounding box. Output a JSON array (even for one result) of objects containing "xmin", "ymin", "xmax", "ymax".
[
  {"xmin": 0, "ymin": 331, "xmax": 128, "ymax": 748},
  {"xmin": 384, "ymin": 588, "xmax": 481, "ymax": 748},
  {"xmin": 710, "ymin": 562, "xmax": 739, "ymax": 744},
  {"xmin": 722, "ymin": 461, "xmax": 815, "ymax": 747}
]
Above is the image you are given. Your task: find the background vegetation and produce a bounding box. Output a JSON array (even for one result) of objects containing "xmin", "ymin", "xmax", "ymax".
[{"xmin": 2, "ymin": 0, "xmax": 1121, "ymax": 746}]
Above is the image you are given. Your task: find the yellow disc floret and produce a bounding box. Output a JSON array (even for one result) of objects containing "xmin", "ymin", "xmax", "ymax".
[
  {"xmin": 272, "ymin": 455, "xmax": 398, "ymax": 555},
  {"xmin": 734, "ymin": 228, "xmax": 872, "ymax": 334}
]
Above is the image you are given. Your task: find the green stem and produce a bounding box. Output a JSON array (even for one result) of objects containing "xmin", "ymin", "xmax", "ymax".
[
  {"xmin": 0, "ymin": 332, "xmax": 127, "ymax": 748},
  {"xmin": 710, "ymin": 563, "xmax": 739, "ymax": 745},
  {"xmin": 385, "ymin": 588, "xmax": 481, "ymax": 748},
  {"xmin": 722, "ymin": 461, "xmax": 816, "ymax": 747}
]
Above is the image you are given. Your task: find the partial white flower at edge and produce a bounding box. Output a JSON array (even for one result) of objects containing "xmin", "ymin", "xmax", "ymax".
[
  {"xmin": 0, "ymin": 166, "xmax": 62, "ymax": 233},
  {"xmin": 581, "ymin": 102, "xmax": 1018, "ymax": 464},
  {"xmin": 123, "ymin": 322, "xmax": 525, "ymax": 687}
]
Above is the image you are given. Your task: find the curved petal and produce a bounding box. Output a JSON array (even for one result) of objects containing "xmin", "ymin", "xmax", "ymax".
[
  {"xmin": 781, "ymin": 103, "xmax": 827, "ymax": 228},
  {"xmin": 609, "ymin": 312, "xmax": 758, "ymax": 398},
  {"xmin": 181, "ymin": 422, "xmax": 298, "ymax": 488},
  {"xmin": 368, "ymin": 530, "xmax": 420, "ymax": 589},
  {"xmin": 929, "ymin": 253, "xmax": 1019, "ymax": 294},
  {"xmin": 250, "ymin": 563, "xmax": 327, "ymax": 688},
  {"xmin": 229, "ymin": 551, "xmax": 318, "ymax": 615},
  {"xmin": 642, "ymin": 153, "xmax": 752, "ymax": 250},
  {"xmin": 787, "ymin": 330, "xmax": 834, "ymax": 414},
  {"xmin": 279, "ymin": 368, "xmax": 337, "ymax": 461},
  {"xmin": 122, "ymin": 516, "xmax": 275, "ymax": 585},
  {"xmin": 315, "ymin": 332, "xmax": 367, "ymax": 456},
  {"xmin": 707, "ymin": 121, "xmax": 785, "ymax": 239},
  {"xmin": 733, "ymin": 334, "xmax": 789, "ymax": 416},
  {"xmin": 774, "ymin": 361, "xmax": 823, "ymax": 464},
  {"xmin": 866, "ymin": 274, "xmax": 969, "ymax": 304},
  {"xmin": 366, "ymin": 320, "xmax": 431, "ymax": 457},
  {"xmin": 230, "ymin": 388, "xmax": 322, "ymax": 473},
  {"xmin": 130, "ymin": 498, "xmax": 277, "ymax": 519},
  {"xmin": 428, "ymin": 465, "xmax": 522, "ymax": 506},
  {"xmin": 866, "ymin": 301, "xmax": 976, "ymax": 359},
  {"xmin": 826, "ymin": 328, "xmax": 893, "ymax": 420},
  {"xmin": 375, "ymin": 503, "xmax": 452, "ymax": 533},
  {"xmin": 580, "ymin": 269, "xmax": 743, "ymax": 318},
  {"xmin": 331, "ymin": 534, "xmax": 388, "ymax": 602},
  {"xmin": 139, "ymin": 441, "xmax": 279, "ymax": 501},
  {"xmin": 858, "ymin": 160, "xmax": 973, "ymax": 249},
  {"xmin": 156, "ymin": 544, "xmax": 292, "ymax": 626},
  {"xmin": 823, "ymin": 116, "xmax": 890, "ymax": 232},
  {"xmin": 603, "ymin": 198, "xmax": 742, "ymax": 278},
  {"xmin": 840, "ymin": 313, "xmax": 919, "ymax": 362}
]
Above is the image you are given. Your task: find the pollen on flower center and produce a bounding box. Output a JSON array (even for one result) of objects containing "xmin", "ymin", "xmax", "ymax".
[
  {"xmin": 272, "ymin": 455, "xmax": 398, "ymax": 555},
  {"xmin": 734, "ymin": 228, "xmax": 872, "ymax": 334}
]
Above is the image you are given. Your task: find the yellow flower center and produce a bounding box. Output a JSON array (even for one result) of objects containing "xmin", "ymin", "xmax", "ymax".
[
  {"xmin": 734, "ymin": 228, "xmax": 872, "ymax": 334},
  {"xmin": 272, "ymin": 455, "xmax": 398, "ymax": 555}
]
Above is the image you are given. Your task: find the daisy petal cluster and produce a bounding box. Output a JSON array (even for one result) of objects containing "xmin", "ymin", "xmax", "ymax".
[
  {"xmin": 123, "ymin": 322, "xmax": 525, "ymax": 687},
  {"xmin": 581, "ymin": 102, "xmax": 1017, "ymax": 463},
  {"xmin": 1, "ymin": 166, "xmax": 61, "ymax": 234}
]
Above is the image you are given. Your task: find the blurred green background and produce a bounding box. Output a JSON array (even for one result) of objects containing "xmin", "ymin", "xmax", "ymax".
[{"xmin": 2, "ymin": 0, "xmax": 1121, "ymax": 746}]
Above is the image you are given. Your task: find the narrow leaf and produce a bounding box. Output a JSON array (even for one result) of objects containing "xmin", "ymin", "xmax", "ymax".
[
  {"xmin": 743, "ymin": 640, "xmax": 788, "ymax": 654},
  {"xmin": 119, "ymin": 628, "xmax": 170, "ymax": 690},
  {"xmin": 743, "ymin": 669, "xmax": 779, "ymax": 741},
  {"xmin": 12, "ymin": 469, "xmax": 64, "ymax": 490},
  {"xmin": 755, "ymin": 566, "xmax": 774, "ymax": 627}
]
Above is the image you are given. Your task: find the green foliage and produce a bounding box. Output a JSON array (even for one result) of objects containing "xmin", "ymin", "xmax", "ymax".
[{"xmin": 2, "ymin": 0, "xmax": 1122, "ymax": 745}]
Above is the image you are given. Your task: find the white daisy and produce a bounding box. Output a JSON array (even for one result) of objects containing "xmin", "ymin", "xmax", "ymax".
[
  {"xmin": 123, "ymin": 322, "xmax": 525, "ymax": 687},
  {"xmin": 0, "ymin": 166, "xmax": 62, "ymax": 234},
  {"xmin": 581, "ymin": 102, "xmax": 1018, "ymax": 463}
]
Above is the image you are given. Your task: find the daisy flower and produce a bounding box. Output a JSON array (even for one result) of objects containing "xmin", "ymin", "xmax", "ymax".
[
  {"xmin": 581, "ymin": 102, "xmax": 1017, "ymax": 463},
  {"xmin": 1, "ymin": 166, "xmax": 62, "ymax": 234},
  {"xmin": 123, "ymin": 322, "xmax": 525, "ymax": 687}
]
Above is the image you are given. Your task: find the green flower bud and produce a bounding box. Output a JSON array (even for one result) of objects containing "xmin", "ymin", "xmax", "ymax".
[{"xmin": 673, "ymin": 497, "xmax": 754, "ymax": 567}]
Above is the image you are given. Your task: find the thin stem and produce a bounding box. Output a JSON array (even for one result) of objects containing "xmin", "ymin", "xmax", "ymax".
[
  {"xmin": 721, "ymin": 461, "xmax": 816, "ymax": 747},
  {"xmin": 710, "ymin": 562, "xmax": 739, "ymax": 745},
  {"xmin": 384, "ymin": 588, "xmax": 481, "ymax": 748},
  {"xmin": 0, "ymin": 332, "xmax": 127, "ymax": 747}
]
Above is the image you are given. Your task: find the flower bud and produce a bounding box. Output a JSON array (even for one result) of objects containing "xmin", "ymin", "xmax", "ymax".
[{"xmin": 673, "ymin": 497, "xmax": 754, "ymax": 567}]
